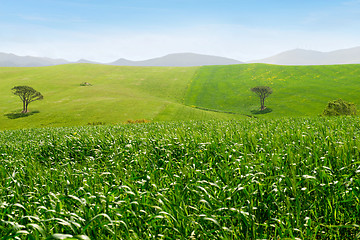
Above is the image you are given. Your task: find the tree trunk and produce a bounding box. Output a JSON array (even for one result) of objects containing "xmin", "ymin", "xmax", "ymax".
[
  {"xmin": 22, "ymin": 101, "xmax": 26, "ymax": 113},
  {"xmin": 22, "ymin": 102, "xmax": 29, "ymax": 113},
  {"xmin": 25, "ymin": 102, "xmax": 29, "ymax": 113},
  {"xmin": 260, "ymin": 97, "xmax": 265, "ymax": 111}
]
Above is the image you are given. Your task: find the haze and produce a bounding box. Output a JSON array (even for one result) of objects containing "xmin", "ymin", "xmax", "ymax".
[{"xmin": 1, "ymin": 0, "xmax": 359, "ymax": 62}]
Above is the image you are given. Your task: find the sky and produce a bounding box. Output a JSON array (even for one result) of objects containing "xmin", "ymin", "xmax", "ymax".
[{"xmin": 0, "ymin": 0, "xmax": 360, "ymax": 62}]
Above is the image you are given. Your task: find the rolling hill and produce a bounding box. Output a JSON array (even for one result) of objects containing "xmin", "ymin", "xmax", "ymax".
[
  {"xmin": 1, "ymin": 63, "xmax": 360, "ymax": 130},
  {"xmin": 0, "ymin": 64, "xmax": 242, "ymax": 130},
  {"xmin": 185, "ymin": 64, "xmax": 360, "ymax": 117}
]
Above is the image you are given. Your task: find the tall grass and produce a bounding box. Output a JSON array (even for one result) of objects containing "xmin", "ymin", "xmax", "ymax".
[{"xmin": 0, "ymin": 117, "xmax": 359, "ymax": 239}]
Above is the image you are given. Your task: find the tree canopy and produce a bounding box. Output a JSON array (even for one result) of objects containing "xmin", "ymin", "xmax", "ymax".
[{"xmin": 12, "ymin": 86, "xmax": 43, "ymax": 113}]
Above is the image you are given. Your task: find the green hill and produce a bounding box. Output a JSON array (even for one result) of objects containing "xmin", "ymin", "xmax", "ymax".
[
  {"xmin": 0, "ymin": 64, "xmax": 241, "ymax": 130},
  {"xmin": 185, "ymin": 64, "xmax": 360, "ymax": 117},
  {"xmin": 1, "ymin": 63, "xmax": 360, "ymax": 130}
]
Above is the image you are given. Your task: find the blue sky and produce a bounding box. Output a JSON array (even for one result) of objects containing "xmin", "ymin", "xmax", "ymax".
[{"xmin": 1, "ymin": 0, "xmax": 360, "ymax": 62}]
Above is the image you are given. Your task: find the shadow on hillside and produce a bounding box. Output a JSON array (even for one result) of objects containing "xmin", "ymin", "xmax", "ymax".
[
  {"xmin": 251, "ymin": 108, "xmax": 273, "ymax": 115},
  {"xmin": 5, "ymin": 110, "xmax": 40, "ymax": 119}
]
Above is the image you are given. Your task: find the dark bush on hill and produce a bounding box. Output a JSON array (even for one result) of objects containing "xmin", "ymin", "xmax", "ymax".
[
  {"xmin": 87, "ymin": 121, "xmax": 106, "ymax": 125},
  {"xmin": 322, "ymin": 99, "xmax": 356, "ymax": 116},
  {"xmin": 126, "ymin": 119, "xmax": 150, "ymax": 124}
]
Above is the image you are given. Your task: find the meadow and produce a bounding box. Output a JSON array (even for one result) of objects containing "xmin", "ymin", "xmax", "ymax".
[
  {"xmin": 0, "ymin": 118, "xmax": 359, "ymax": 239},
  {"xmin": 0, "ymin": 63, "xmax": 359, "ymax": 239},
  {"xmin": 0, "ymin": 64, "xmax": 244, "ymax": 130},
  {"xmin": 185, "ymin": 64, "xmax": 360, "ymax": 117},
  {"xmin": 1, "ymin": 63, "xmax": 360, "ymax": 129}
]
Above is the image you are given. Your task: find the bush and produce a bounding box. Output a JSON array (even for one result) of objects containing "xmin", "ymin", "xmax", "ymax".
[
  {"xmin": 87, "ymin": 121, "xmax": 106, "ymax": 126},
  {"xmin": 126, "ymin": 119, "xmax": 150, "ymax": 124},
  {"xmin": 322, "ymin": 99, "xmax": 356, "ymax": 116}
]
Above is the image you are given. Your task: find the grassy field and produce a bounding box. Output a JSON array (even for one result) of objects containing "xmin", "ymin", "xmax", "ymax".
[
  {"xmin": 1, "ymin": 63, "xmax": 360, "ymax": 130},
  {"xmin": 0, "ymin": 118, "xmax": 359, "ymax": 239},
  {"xmin": 0, "ymin": 64, "xmax": 244, "ymax": 130},
  {"xmin": 1, "ymin": 64, "xmax": 359, "ymax": 239},
  {"xmin": 185, "ymin": 64, "xmax": 360, "ymax": 117}
]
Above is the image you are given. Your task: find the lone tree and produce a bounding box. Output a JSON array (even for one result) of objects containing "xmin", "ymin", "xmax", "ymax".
[
  {"xmin": 12, "ymin": 86, "xmax": 43, "ymax": 113},
  {"xmin": 251, "ymin": 86, "xmax": 273, "ymax": 111}
]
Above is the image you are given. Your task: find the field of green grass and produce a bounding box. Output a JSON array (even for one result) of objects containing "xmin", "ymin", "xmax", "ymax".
[
  {"xmin": 0, "ymin": 64, "xmax": 243, "ymax": 130},
  {"xmin": 185, "ymin": 64, "xmax": 360, "ymax": 117},
  {"xmin": 0, "ymin": 118, "xmax": 359, "ymax": 239},
  {"xmin": 1, "ymin": 64, "xmax": 360, "ymax": 239},
  {"xmin": 1, "ymin": 63, "xmax": 360, "ymax": 130}
]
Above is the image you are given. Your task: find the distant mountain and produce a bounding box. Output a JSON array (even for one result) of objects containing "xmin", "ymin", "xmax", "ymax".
[
  {"xmin": 0, "ymin": 52, "xmax": 242, "ymax": 67},
  {"xmin": 0, "ymin": 52, "xmax": 69, "ymax": 67},
  {"xmin": 3, "ymin": 46, "xmax": 360, "ymax": 67},
  {"xmin": 249, "ymin": 47, "xmax": 360, "ymax": 65},
  {"xmin": 109, "ymin": 53, "xmax": 244, "ymax": 66},
  {"xmin": 109, "ymin": 58, "xmax": 136, "ymax": 66},
  {"xmin": 75, "ymin": 59, "xmax": 101, "ymax": 64}
]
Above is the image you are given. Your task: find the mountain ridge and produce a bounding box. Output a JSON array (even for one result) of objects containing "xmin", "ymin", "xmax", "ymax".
[
  {"xmin": 0, "ymin": 52, "xmax": 69, "ymax": 67},
  {"xmin": 2, "ymin": 46, "xmax": 360, "ymax": 67},
  {"xmin": 249, "ymin": 47, "xmax": 360, "ymax": 65},
  {"xmin": 109, "ymin": 53, "xmax": 243, "ymax": 66},
  {"xmin": 0, "ymin": 52, "xmax": 243, "ymax": 67}
]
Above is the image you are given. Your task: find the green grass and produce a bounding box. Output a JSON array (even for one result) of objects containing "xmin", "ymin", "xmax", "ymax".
[
  {"xmin": 185, "ymin": 64, "xmax": 360, "ymax": 117},
  {"xmin": 0, "ymin": 118, "xmax": 359, "ymax": 239},
  {"xmin": 1, "ymin": 62, "xmax": 360, "ymax": 239},
  {"xmin": 1, "ymin": 63, "xmax": 360, "ymax": 130},
  {"xmin": 0, "ymin": 64, "xmax": 245, "ymax": 130}
]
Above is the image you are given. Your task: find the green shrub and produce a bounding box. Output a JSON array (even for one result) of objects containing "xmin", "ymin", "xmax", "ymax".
[
  {"xmin": 126, "ymin": 119, "xmax": 150, "ymax": 124},
  {"xmin": 80, "ymin": 82, "xmax": 92, "ymax": 86},
  {"xmin": 87, "ymin": 121, "xmax": 106, "ymax": 125},
  {"xmin": 322, "ymin": 98, "xmax": 356, "ymax": 116}
]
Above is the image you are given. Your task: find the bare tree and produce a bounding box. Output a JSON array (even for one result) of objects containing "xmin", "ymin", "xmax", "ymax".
[
  {"xmin": 12, "ymin": 86, "xmax": 43, "ymax": 113},
  {"xmin": 251, "ymin": 86, "xmax": 272, "ymax": 111}
]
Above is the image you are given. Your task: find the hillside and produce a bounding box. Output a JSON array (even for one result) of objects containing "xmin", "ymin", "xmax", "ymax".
[
  {"xmin": 0, "ymin": 64, "xmax": 242, "ymax": 130},
  {"xmin": 1, "ymin": 63, "xmax": 360, "ymax": 130},
  {"xmin": 185, "ymin": 64, "xmax": 360, "ymax": 117}
]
